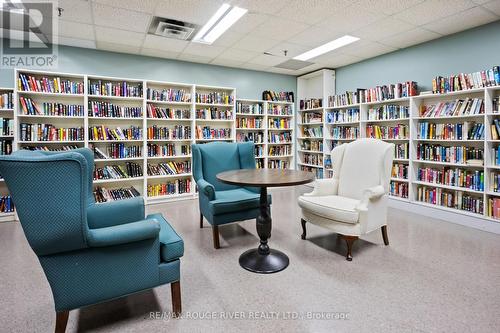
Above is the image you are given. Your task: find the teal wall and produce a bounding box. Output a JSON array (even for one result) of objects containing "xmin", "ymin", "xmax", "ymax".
[
  {"xmin": 335, "ymin": 20, "xmax": 500, "ymax": 93},
  {"xmin": 0, "ymin": 44, "xmax": 296, "ymax": 100}
]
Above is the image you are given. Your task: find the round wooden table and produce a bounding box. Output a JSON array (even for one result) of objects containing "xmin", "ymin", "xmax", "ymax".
[{"xmin": 216, "ymin": 169, "xmax": 315, "ymax": 274}]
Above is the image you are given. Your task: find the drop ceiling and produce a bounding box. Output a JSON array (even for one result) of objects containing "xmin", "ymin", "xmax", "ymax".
[{"xmin": 42, "ymin": 0, "xmax": 500, "ymax": 75}]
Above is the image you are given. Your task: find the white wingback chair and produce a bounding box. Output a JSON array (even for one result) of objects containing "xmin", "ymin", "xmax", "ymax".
[{"xmin": 298, "ymin": 138, "xmax": 394, "ymax": 261}]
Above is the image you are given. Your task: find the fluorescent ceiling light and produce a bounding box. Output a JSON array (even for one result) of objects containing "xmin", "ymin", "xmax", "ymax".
[
  {"xmin": 293, "ymin": 35, "xmax": 360, "ymax": 61},
  {"xmin": 193, "ymin": 4, "xmax": 247, "ymax": 44}
]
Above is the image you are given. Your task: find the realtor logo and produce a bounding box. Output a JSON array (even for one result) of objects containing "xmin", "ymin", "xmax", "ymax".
[{"xmin": 1, "ymin": 0, "xmax": 58, "ymax": 68}]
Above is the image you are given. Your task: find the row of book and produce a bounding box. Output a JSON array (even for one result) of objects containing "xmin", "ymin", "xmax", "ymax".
[
  {"xmin": 493, "ymin": 97, "xmax": 500, "ymax": 113},
  {"xmin": 487, "ymin": 197, "xmax": 500, "ymax": 220},
  {"xmin": 330, "ymin": 126, "xmax": 359, "ymax": 140},
  {"xmin": 268, "ymin": 118, "xmax": 291, "ymax": 129},
  {"xmin": 195, "ymin": 92, "xmax": 233, "ymax": 105},
  {"xmin": 20, "ymin": 124, "xmax": 84, "ymax": 142},
  {"xmin": 269, "ymin": 160, "xmax": 289, "ymax": 169},
  {"xmin": 1, "ymin": 92, "xmax": 13, "ymax": 109},
  {"xmin": 416, "ymin": 144, "xmax": 483, "ymax": 164},
  {"xmin": 329, "ymin": 81, "xmax": 418, "ymax": 106},
  {"xmin": 390, "ymin": 182, "xmax": 408, "ymax": 199},
  {"xmin": 392, "ymin": 163, "xmax": 408, "ymax": 180},
  {"xmin": 366, "ymin": 124, "xmax": 408, "ymax": 140},
  {"xmin": 0, "ymin": 195, "xmax": 14, "ymax": 213},
  {"xmin": 195, "ymin": 126, "xmax": 231, "ymax": 140},
  {"xmin": 300, "ymin": 165, "xmax": 322, "ymax": 178},
  {"xmin": 368, "ymin": 105, "xmax": 409, "ymax": 121},
  {"xmin": 256, "ymin": 159, "xmax": 264, "ymax": 169},
  {"xmin": 91, "ymin": 144, "xmax": 142, "ymax": 160},
  {"xmin": 147, "ymin": 105, "xmax": 190, "ymax": 119},
  {"xmin": 89, "ymin": 101, "xmax": 142, "ymax": 118},
  {"xmin": 324, "ymin": 156, "xmax": 332, "ymax": 169},
  {"xmin": 255, "ymin": 146, "xmax": 264, "ymax": 157},
  {"xmin": 93, "ymin": 186, "xmax": 140, "ymax": 203},
  {"xmin": 268, "ymin": 104, "xmax": 292, "ymax": 116},
  {"xmin": 89, "ymin": 126, "xmax": 142, "ymax": 141},
  {"xmin": 237, "ymin": 132, "xmax": 264, "ymax": 144},
  {"xmin": 301, "ymin": 140, "xmax": 323, "ymax": 152},
  {"xmin": 147, "ymin": 179, "xmax": 191, "ymax": 197},
  {"xmin": 491, "ymin": 146, "xmax": 500, "ymax": 166},
  {"xmin": 490, "ymin": 119, "xmax": 500, "ymax": 140},
  {"xmin": 237, "ymin": 118, "xmax": 262, "ymax": 129},
  {"xmin": 237, "ymin": 102, "xmax": 263, "ymax": 115},
  {"xmin": 146, "ymin": 88, "xmax": 191, "ymax": 102},
  {"xmin": 269, "ymin": 132, "xmax": 292, "ymax": 143},
  {"xmin": 88, "ymin": 80, "xmax": 142, "ymax": 97},
  {"xmin": 302, "ymin": 153, "xmax": 323, "ymax": 166},
  {"xmin": 302, "ymin": 126, "xmax": 322, "ymax": 138},
  {"xmin": 196, "ymin": 108, "xmax": 232, "ymax": 120},
  {"xmin": 301, "ymin": 112, "xmax": 322, "ymax": 124},
  {"xmin": 417, "ymin": 167, "xmax": 484, "ymax": 192},
  {"xmin": 328, "ymin": 91, "xmax": 360, "ymax": 107},
  {"xmin": 0, "ymin": 118, "xmax": 14, "ymax": 136},
  {"xmin": 326, "ymin": 109, "xmax": 359, "ymax": 124},
  {"xmin": 0, "ymin": 140, "xmax": 12, "ymax": 155},
  {"xmin": 147, "ymin": 125, "xmax": 191, "ymax": 140},
  {"xmin": 147, "ymin": 143, "xmax": 191, "ymax": 157},
  {"xmin": 417, "ymin": 122, "xmax": 484, "ymax": 140},
  {"xmin": 23, "ymin": 145, "xmax": 79, "ymax": 152},
  {"xmin": 300, "ymin": 98, "xmax": 322, "ymax": 110},
  {"xmin": 268, "ymin": 145, "xmax": 291, "ymax": 156},
  {"xmin": 417, "ymin": 186, "xmax": 483, "ymax": 214},
  {"xmin": 18, "ymin": 74, "xmax": 84, "ymax": 94},
  {"xmin": 262, "ymin": 90, "xmax": 294, "ymax": 102},
  {"xmin": 432, "ymin": 66, "xmax": 500, "ymax": 94},
  {"xmin": 419, "ymin": 98, "xmax": 484, "ymax": 118},
  {"xmin": 20, "ymin": 97, "xmax": 85, "ymax": 117},
  {"xmin": 94, "ymin": 162, "xmax": 143, "ymax": 180},
  {"xmin": 147, "ymin": 161, "xmax": 191, "ymax": 176},
  {"xmin": 395, "ymin": 143, "xmax": 409, "ymax": 159}
]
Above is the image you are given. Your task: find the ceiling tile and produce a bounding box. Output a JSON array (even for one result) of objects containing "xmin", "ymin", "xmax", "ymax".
[
  {"xmin": 229, "ymin": 13, "xmax": 269, "ymax": 34},
  {"xmin": 315, "ymin": 2, "xmax": 388, "ymax": 32},
  {"xmin": 356, "ymin": 0, "xmax": 425, "ymax": 15},
  {"xmin": 275, "ymin": 0, "xmax": 353, "ymax": 25},
  {"xmin": 216, "ymin": 48, "xmax": 260, "ymax": 62},
  {"xmin": 155, "ymin": 0, "xmax": 226, "ymax": 25},
  {"xmin": 424, "ymin": 6, "xmax": 498, "ymax": 35},
  {"xmin": 97, "ymin": 41, "xmax": 141, "ymax": 54},
  {"xmin": 295, "ymin": 63, "xmax": 327, "ymax": 75},
  {"xmin": 95, "ymin": 27, "xmax": 145, "ymax": 47},
  {"xmin": 57, "ymin": 0, "xmax": 93, "ymax": 24},
  {"xmin": 266, "ymin": 42, "xmax": 310, "ymax": 58},
  {"xmin": 182, "ymin": 43, "xmax": 226, "ymax": 58},
  {"xmin": 58, "ymin": 36, "xmax": 97, "ymax": 49},
  {"xmin": 379, "ymin": 27, "xmax": 441, "ymax": 48},
  {"xmin": 354, "ymin": 17, "xmax": 417, "ymax": 41},
  {"xmin": 141, "ymin": 48, "xmax": 179, "ymax": 59},
  {"xmin": 238, "ymin": 63, "xmax": 270, "ymax": 72},
  {"xmin": 339, "ymin": 41, "xmax": 398, "ymax": 59},
  {"xmin": 93, "ymin": 0, "xmax": 159, "ymax": 14},
  {"xmin": 211, "ymin": 31, "xmax": 245, "ymax": 48},
  {"xmin": 472, "ymin": 0, "xmax": 492, "ymax": 3},
  {"xmin": 209, "ymin": 58, "xmax": 245, "ymax": 68},
  {"xmin": 266, "ymin": 67, "xmax": 297, "ymax": 75},
  {"xmin": 251, "ymin": 17, "xmax": 310, "ymax": 40},
  {"xmin": 177, "ymin": 53, "xmax": 216, "ymax": 64},
  {"xmin": 291, "ymin": 26, "xmax": 346, "ymax": 48},
  {"xmin": 394, "ymin": 0, "xmax": 477, "ymax": 25},
  {"xmin": 248, "ymin": 54, "xmax": 287, "ymax": 67},
  {"xmin": 482, "ymin": 0, "xmax": 500, "ymax": 15},
  {"xmin": 314, "ymin": 52, "xmax": 364, "ymax": 68},
  {"xmin": 142, "ymin": 34, "xmax": 189, "ymax": 52},
  {"xmin": 58, "ymin": 20, "xmax": 95, "ymax": 40},
  {"xmin": 232, "ymin": 0, "xmax": 289, "ymax": 15},
  {"xmin": 232, "ymin": 35, "xmax": 280, "ymax": 52},
  {"xmin": 92, "ymin": 3, "xmax": 152, "ymax": 33}
]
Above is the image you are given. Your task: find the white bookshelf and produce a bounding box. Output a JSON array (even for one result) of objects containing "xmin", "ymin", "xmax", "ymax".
[{"xmin": 0, "ymin": 87, "xmax": 16, "ymax": 222}]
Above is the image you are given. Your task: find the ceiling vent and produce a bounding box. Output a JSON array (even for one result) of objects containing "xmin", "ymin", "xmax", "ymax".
[
  {"xmin": 148, "ymin": 17, "xmax": 198, "ymax": 41},
  {"xmin": 274, "ymin": 59, "xmax": 314, "ymax": 70}
]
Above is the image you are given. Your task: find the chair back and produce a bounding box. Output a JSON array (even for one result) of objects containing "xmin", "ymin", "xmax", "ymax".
[
  {"xmin": 334, "ymin": 139, "xmax": 393, "ymax": 200},
  {"xmin": 0, "ymin": 148, "xmax": 94, "ymax": 256},
  {"xmin": 192, "ymin": 142, "xmax": 255, "ymax": 191}
]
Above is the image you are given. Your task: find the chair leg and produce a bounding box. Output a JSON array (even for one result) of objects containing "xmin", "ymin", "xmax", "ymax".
[
  {"xmin": 199, "ymin": 213, "xmax": 203, "ymax": 228},
  {"xmin": 212, "ymin": 225, "xmax": 220, "ymax": 249},
  {"xmin": 381, "ymin": 225, "xmax": 389, "ymax": 246},
  {"xmin": 55, "ymin": 311, "xmax": 69, "ymax": 333},
  {"xmin": 171, "ymin": 281, "xmax": 182, "ymax": 318},
  {"xmin": 301, "ymin": 219, "xmax": 307, "ymax": 240},
  {"xmin": 340, "ymin": 235, "xmax": 358, "ymax": 261}
]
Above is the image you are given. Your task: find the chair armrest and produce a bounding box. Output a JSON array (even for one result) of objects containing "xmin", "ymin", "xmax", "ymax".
[
  {"xmin": 87, "ymin": 219, "xmax": 160, "ymax": 247},
  {"xmin": 87, "ymin": 197, "xmax": 145, "ymax": 229},
  {"xmin": 197, "ymin": 179, "xmax": 215, "ymax": 200},
  {"xmin": 303, "ymin": 179, "xmax": 338, "ymax": 197},
  {"xmin": 355, "ymin": 185, "xmax": 386, "ymax": 211}
]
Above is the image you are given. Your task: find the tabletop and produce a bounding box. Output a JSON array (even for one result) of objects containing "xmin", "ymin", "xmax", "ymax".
[{"xmin": 216, "ymin": 169, "xmax": 315, "ymax": 187}]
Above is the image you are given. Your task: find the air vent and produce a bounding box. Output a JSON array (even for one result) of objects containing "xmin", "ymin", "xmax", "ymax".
[
  {"xmin": 148, "ymin": 17, "xmax": 198, "ymax": 41},
  {"xmin": 274, "ymin": 59, "xmax": 314, "ymax": 70}
]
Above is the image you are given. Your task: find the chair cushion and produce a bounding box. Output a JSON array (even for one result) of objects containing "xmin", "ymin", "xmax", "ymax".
[
  {"xmin": 209, "ymin": 189, "xmax": 272, "ymax": 215},
  {"xmin": 147, "ymin": 213, "xmax": 184, "ymax": 262},
  {"xmin": 298, "ymin": 195, "xmax": 360, "ymax": 224}
]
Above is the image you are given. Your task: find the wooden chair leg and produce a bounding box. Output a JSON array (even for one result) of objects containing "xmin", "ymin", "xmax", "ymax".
[
  {"xmin": 55, "ymin": 311, "xmax": 69, "ymax": 333},
  {"xmin": 212, "ymin": 225, "xmax": 220, "ymax": 249},
  {"xmin": 340, "ymin": 235, "xmax": 358, "ymax": 261},
  {"xmin": 381, "ymin": 225, "xmax": 389, "ymax": 246},
  {"xmin": 199, "ymin": 213, "xmax": 203, "ymax": 228},
  {"xmin": 301, "ymin": 219, "xmax": 307, "ymax": 240},
  {"xmin": 171, "ymin": 281, "xmax": 182, "ymax": 318}
]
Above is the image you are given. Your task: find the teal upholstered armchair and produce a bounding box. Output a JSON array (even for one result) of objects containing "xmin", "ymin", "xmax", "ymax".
[
  {"xmin": 0, "ymin": 148, "xmax": 184, "ymax": 333},
  {"xmin": 192, "ymin": 142, "xmax": 271, "ymax": 248}
]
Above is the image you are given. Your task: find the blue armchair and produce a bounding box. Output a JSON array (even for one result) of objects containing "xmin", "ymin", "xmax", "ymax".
[
  {"xmin": 0, "ymin": 148, "xmax": 184, "ymax": 333},
  {"xmin": 192, "ymin": 142, "xmax": 271, "ymax": 248}
]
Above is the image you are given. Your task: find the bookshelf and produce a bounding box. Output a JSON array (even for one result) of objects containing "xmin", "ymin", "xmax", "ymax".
[
  {"xmin": 236, "ymin": 99, "xmax": 266, "ymax": 168},
  {"xmin": 0, "ymin": 87, "xmax": 15, "ymax": 222}
]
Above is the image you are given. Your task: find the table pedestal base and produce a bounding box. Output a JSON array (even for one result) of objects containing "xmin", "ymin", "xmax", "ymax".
[{"xmin": 239, "ymin": 248, "xmax": 289, "ymax": 274}]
